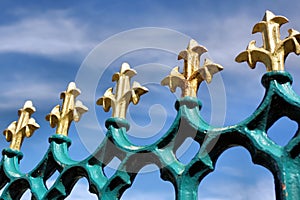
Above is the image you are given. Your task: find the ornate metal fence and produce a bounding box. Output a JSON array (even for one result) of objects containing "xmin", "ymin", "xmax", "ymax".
[{"xmin": 1, "ymin": 10, "xmax": 300, "ymax": 199}]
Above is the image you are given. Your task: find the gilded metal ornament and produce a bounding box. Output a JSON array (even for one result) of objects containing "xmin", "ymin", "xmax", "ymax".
[
  {"xmin": 1, "ymin": 10, "xmax": 300, "ymax": 200},
  {"xmin": 3, "ymin": 101, "xmax": 39, "ymax": 150},
  {"xmin": 161, "ymin": 39, "xmax": 223, "ymax": 97},
  {"xmin": 236, "ymin": 10, "xmax": 300, "ymax": 71},
  {"xmin": 97, "ymin": 62, "xmax": 148, "ymax": 119},
  {"xmin": 46, "ymin": 82, "xmax": 88, "ymax": 136}
]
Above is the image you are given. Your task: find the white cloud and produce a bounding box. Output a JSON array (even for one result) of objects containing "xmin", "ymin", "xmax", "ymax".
[
  {"xmin": 199, "ymin": 174, "xmax": 275, "ymax": 200},
  {"xmin": 16, "ymin": 179, "xmax": 97, "ymax": 200},
  {"xmin": 0, "ymin": 5, "xmax": 296, "ymax": 200},
  {"xmin": 121, "ymin": 190, "xmax": 174, "ymax": 200},
  {"xmin": 0, "ymin": 77, "xmax": 62, "ymax": 110},
  {"xmin": 0, "ymin": 10, "xmax": 95, "ymax": 58},
  {"xmin": 42, "ymin": 166, "xmax": 275, "ymax": 200},
  {"xmin": 1, "ymin": 82, "xmax": 59, "ymax": 100},
  {"xmin": 65, "ymin": 180, "xmax": 98, "ymax": 200},
  {"xmin": 4, "ymin": 175, "xmax": 275, "ymax": 200}
]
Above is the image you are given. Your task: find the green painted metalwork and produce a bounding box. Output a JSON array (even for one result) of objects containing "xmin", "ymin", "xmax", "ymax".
[
  {"xmin": 1, "ymin": 10, "xmax": 300, "ymax": 200},
  {"xmin": 0, "ymin": 71, "xmax": 300, "ymax": 199}
]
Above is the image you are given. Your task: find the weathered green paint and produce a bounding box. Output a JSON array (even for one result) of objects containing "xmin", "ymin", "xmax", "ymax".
[{"xmin": 0, "ymin": 71, "xmax": 300, "ymax": 199}]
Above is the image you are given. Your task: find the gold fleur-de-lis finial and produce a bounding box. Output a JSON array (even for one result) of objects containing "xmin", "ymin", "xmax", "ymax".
[
  {"xmin": 97, "ymin": 62, "xmax": 148, "ymax": 119},
  {"xmin": 236, "ymin": 10, "xmax": 300, "ymax": 71},
  {"xmin": 161, "ymin": 39, "xmax": 223, "ymax": 97},
  {"xmin": 46, "ymin": 82, "xmax": 88, "ymax": 136},
  {"xmin": 3, "ymin": 101, "xmax": 40, "ymax": 151}
]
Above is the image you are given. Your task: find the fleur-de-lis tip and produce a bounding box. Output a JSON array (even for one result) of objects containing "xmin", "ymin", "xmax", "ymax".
[
  {"xmin": 188, "ymin": 39, "xmax": 208, "ymax": 53},
  {"xmin": 96, "ymin": 88, "xmax": 114, "ymax": 112},
  {"xmin": 3, "ymin": 121, "xmax": 16, "ymax": 142},
  {"xmin": 46, "ymin": 105, "xmax": 60, "ymax": 128},
  {"xmin": 18, "ymin": 100, "xmax": 35, "ymax": 116},
  {"xmin": 61, "ymin": 82, "xmax": 81, "ymax": 99},
  {"xmin": 73, "ymin": 100, "xmax": 88, "ymax": 122},
  {"xmin": 263, "ymin": 10, "xmax": 288, "ymax": 24}
]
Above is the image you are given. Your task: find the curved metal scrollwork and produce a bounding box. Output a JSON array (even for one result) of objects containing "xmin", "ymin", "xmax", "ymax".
[{"xmin": 0, "ymin": 10, "xmax": 300, "ymax": 200}]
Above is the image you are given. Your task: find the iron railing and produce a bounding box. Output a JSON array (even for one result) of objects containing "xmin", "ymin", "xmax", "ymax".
[{"xmin": 1, "ymin": 10, "xmax": 300, "ymax": 200}]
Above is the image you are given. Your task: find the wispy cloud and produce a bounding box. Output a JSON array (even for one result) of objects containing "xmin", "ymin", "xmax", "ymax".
[
  {"xmin": 1, "ymin": 173, "xmax": 275, "ymax": 200},
  {"xmin": 199, "ymin": 176, "xmax": 275, "ymax": 200},
  {"xmin": 0, "ymin": 3, "xmax": 298, "ymax": 200},
  {"xmin": 122, "ymin": 191, "xmax": 174, "ymax": 200},
  {"xmin": 0, "ymin": 73, "xmax": 63, "ymax": 111},
  {"xmin": 0, "ymin": 10, "xmax": 95, "ymax": 58}
]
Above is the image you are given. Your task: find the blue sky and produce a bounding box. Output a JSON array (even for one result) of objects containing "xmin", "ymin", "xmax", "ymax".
[{"xmin": 1, "ymin": 0, "xmax": 300, "ymax": 199}]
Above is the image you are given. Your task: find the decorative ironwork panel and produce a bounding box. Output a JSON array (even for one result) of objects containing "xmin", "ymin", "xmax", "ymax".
[{"xmin": 0, "ymin": 10, "xmax": 300, "ymax": 200}]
